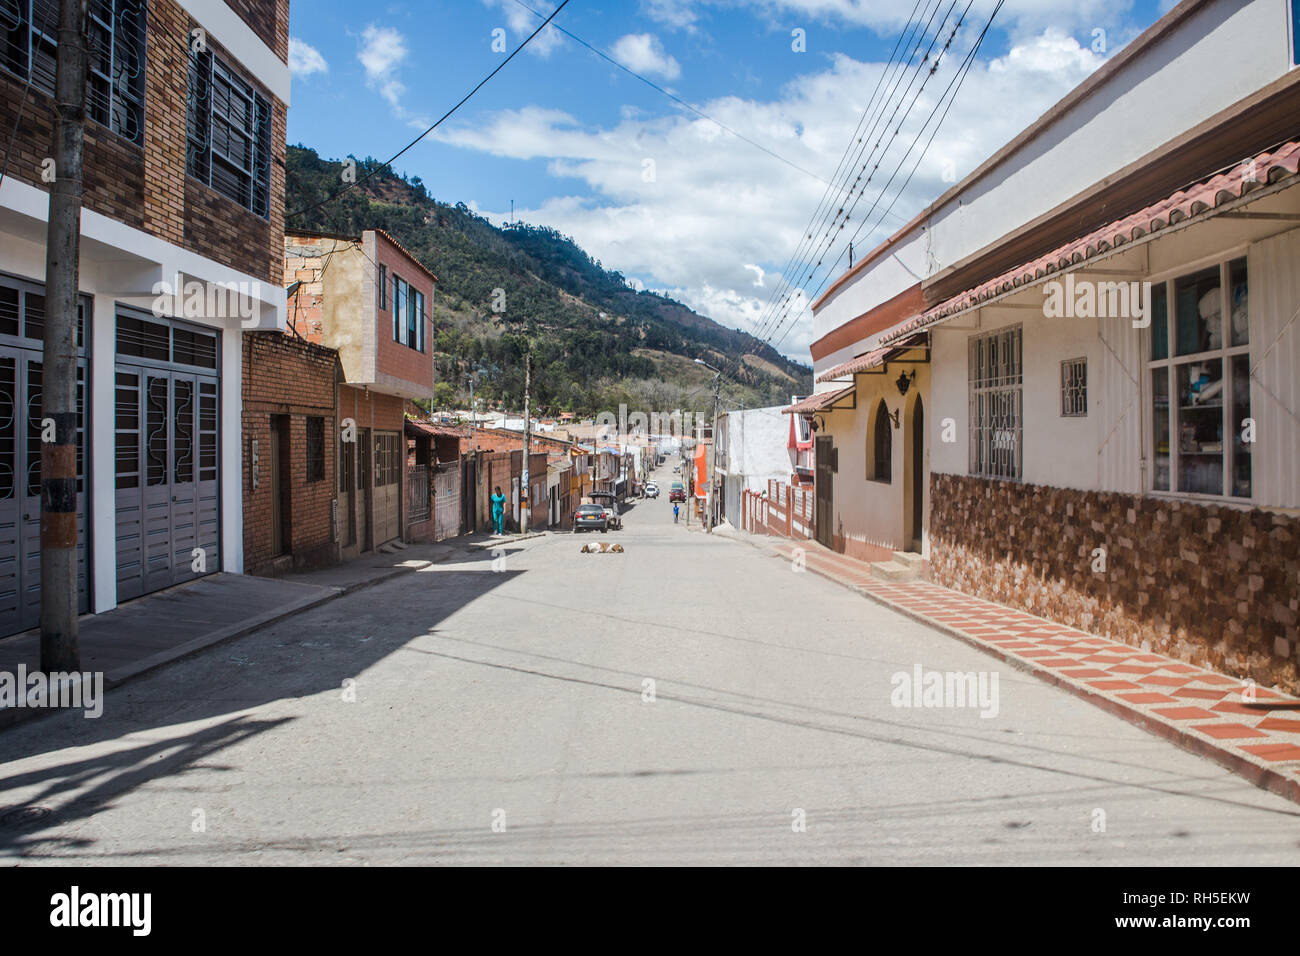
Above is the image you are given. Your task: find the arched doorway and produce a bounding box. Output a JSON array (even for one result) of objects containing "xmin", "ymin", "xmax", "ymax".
[{"xmin": 905, "ymin": 395, "xmax": 924, "ymax": 552}]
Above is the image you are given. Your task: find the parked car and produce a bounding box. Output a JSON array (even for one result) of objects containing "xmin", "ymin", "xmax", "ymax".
[
  {"xmin": 589, "ymin": 492, "xmax": 623, "ymax": 530},
  {"xmin": 573, "ymin": 504, "xmax": 608, "ymax": 533},
  {"xmin": 645, "ymin": 482, "xmax": 660, "ymax": 499},
  {"xmin": 669, "ymin": 482, "xmax": 686, "ymax": 502}
]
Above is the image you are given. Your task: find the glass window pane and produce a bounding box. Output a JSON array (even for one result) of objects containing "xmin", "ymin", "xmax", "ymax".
[
  {"xmin": 1230, "ymin": 354, "xmax": 1251, "ymax": 497},
  {"xmin": 1174, "ymin": 266, "xmax": 1221, "ymax": 356},
  {"xmin": 1175, "ymin": 358, "xmax": 1223, "ymax": 495},
  {"xmin": 1151, "ymin": 367, "xmax": 1169, "ymax": 491},
  {"xmin": 1228, "ymin": 257, "xmax": 1248, "ymax": 347},
  {"xmin": 1150, "ymin": 282, "xmax": 1168, "ymax": 360}
]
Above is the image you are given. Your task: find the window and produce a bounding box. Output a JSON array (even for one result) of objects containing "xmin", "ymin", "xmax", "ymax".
[
  {"xmin": 870, "ymin": 399, "xmax": 892, "ymax": 482},
  {"xmin": 968, "ymin": 326, "xmax": 1022, "ymax": 480},
  {"xmin": 1147, "ymin": 257, "xmax": 1250, "ymax": 498},
  {"xmin": 116, "ymin": 314, "xmax": 217, "ymax": 368},
  {"xmin": 392, "ymin": 277, "xmax": 425, "ymax": 352},
  {"xmin": 393, "ymin": 275, "xmax": 407, "ymax": 344},
  {"xmin": 1, "ymin": 1, "xmax": 146, "ymax": 145},
  {"xmin": 305, "ymin": 417, "xmax": 325, "ymax": 483},
  {"xmin": 1060, "ymin": 357, "xmax": 1087, "ymax": 417},
  {"xmin": 378, "ymin": 264, "xmax": 387, "ymax": 310},
  {"xmin": 409, "ymin": 288, "xmax": 425, "ymax": 352},
  {"xmin": 187, "ymin": 44, "xmax": 272, "ymax": 217}
]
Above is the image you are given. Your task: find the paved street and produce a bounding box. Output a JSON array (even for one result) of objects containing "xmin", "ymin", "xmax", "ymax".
[{"xmin": 1, "ymin": 498, "xmax": 1299, "ymax": 866}]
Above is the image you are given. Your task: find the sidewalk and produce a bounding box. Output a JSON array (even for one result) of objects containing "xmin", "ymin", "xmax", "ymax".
[
  {"xmin": 732, "ymin": 528, "xmax": 1300, "ymax": 806},
  {"xmin": 0, "ymin": 533, "xmax": 540, "ymax": 728}
]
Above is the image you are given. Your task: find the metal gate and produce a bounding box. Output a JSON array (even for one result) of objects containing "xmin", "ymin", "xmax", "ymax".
[
  {"xmin": 815, "ymin": 435, "xmax": 834, "ymax": 549},
  {"xmin": 114, "ymin": 312, "xmax": 220, "ymax": 602},
  {"xmin": 434, "ymin": 460, "xmax": 460, "ymax": 540},
  {"xmin": 0, "ymin": 278, "xmax": 89, "ymax": 637},
  {"xmin": 0, "ymin": 350, "xmax": 89, "ymax": 635},
  {"xmin": 372, "ymin": 431, "xmax": 401, "ymax": 546}
]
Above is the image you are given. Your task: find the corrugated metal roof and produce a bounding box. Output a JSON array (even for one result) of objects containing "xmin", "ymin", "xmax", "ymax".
[{"xmin": 880, "ymin": 141, "xmax": 1300, "ymax": 346}]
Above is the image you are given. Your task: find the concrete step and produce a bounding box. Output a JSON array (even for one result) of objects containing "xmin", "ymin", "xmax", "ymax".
[
  {"xmin": 893, "ymin": 551, "xmax": 925, "ymax": 572},
  {"xmin": 870, "ymin": 560, "xmax": 915, "ymax": 582}
]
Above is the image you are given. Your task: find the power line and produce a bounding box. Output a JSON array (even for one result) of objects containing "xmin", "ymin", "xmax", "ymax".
[
  {"xmin": 758, "ymin": 0, "xmax": 967, "ymax": 347},
  {"xmin": 749, "ymin": 0, "xmax": 952, "ymax": 346},
  {"xmin": 286, "ymin": 0, "xmax": 573, "ymax": 222},
  {"xmin": 511, "ymin": 0, "xmax": 850, "ymax": 193},
  {"xmin": 768, "ymin": 0, "xmax": 1006, "ymax": 353}
]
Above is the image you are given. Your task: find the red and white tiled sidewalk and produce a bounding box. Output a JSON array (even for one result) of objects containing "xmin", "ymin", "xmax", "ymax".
[{"xmin": 751, "ymin": 533, "xmax": 1300, "ymax": 804}]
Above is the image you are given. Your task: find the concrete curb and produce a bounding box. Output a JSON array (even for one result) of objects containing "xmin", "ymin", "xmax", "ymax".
[{"xmin": 728, "ymin": 529, "xmax": 1300, "ymax": 807}]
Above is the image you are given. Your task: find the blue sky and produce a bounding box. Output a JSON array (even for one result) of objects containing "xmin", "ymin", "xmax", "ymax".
[{"xmin": 287, "ymin": 0, "xmax": 1175, "ymax": 356}]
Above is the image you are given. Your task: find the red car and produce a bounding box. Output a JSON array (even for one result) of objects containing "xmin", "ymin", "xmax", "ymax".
[{"xmin": 669, "ymin": 482, "xmax": 686, "ymax": 502}]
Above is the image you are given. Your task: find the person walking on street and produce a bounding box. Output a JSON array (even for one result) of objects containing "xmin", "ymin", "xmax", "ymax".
[
  {"xmin": 673, "ymin": 502, "xmax": 679, "ymax": 524},
  {"xmin": 491, "ymin": 486, "xmax": 507, "ymax": 536}
]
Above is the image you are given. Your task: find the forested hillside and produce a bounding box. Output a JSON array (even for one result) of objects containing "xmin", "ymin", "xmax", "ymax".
[{"xmin": 285, "ymin": 145, "xmax": 811, "ymax": 416}]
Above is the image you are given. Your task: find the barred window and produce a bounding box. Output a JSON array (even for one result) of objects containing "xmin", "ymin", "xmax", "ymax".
[
  {"xmin": 1, "ymin": 0, "xmax": 146, "ymax": 145},
  {"xmin": 1060, "ymin": 357, "xmax": 1087, "ymax": 417},
  {"xmin": 186, "ymin": 44, "xmax": 272, "ymax": 218},
  {"xmin": 968, "ymin": 326, "xmax": 1022, "ymax": 480},
  {"xmin": 305, "ymin": 417, "xmax": 325, "ymax": 483}
]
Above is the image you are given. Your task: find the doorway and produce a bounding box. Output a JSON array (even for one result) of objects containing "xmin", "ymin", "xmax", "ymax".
[
  {"xmin": 814, "ymin": 435, "xmax": 833, "ymax": 549},
  {"xmin": 906, "ymin": 396, "xmax": 925, "ymax": 552}
]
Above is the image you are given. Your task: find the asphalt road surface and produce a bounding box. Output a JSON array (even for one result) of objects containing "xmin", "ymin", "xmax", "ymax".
[{"xmin": 2, "ymin": 492, "xmax": 1299, "ymax": 865}]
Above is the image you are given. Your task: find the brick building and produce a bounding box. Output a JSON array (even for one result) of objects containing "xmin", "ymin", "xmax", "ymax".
[
  {"xmin": 241, "ymin": 333, "xmax": 340, "ymax": 575},
  {"xmin": 283, "ymin": 229, "xmax": 435, "ymax": 558},
  {"xmin": 0, "ymin": 0, "xmax": 291, "ymax": 635}
]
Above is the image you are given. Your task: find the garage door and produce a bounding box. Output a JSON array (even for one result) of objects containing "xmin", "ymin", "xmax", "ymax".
[
  {"xmin": 0, "ymin": 280, "xmax": 89, "ymax": 637},
  {"xmin": 114, "ymin": 312, "xmax": 220, "ymax": 602}
]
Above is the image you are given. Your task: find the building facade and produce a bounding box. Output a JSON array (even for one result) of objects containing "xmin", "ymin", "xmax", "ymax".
[
  {"xmin": 282, "ymin": 229, "xmax": 435, "ymax": 559},
  {"xmin": 0, "ymin": 0, "xmax": 290, "ymax": 634},
  {"xmin": 804, "ymin": 0, "xmax": 1300, "ymax": 689}
]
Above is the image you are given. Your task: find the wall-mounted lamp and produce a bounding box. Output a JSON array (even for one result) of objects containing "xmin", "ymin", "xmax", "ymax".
[{"xmin": 896, "ymin": 369, "xmax": 916, "ymax": 396}]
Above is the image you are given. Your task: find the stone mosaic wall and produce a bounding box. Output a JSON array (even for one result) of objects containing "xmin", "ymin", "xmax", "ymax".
[{"xmin": 929, "ymin": 473, "xmax": 1300, "ymax": 694}]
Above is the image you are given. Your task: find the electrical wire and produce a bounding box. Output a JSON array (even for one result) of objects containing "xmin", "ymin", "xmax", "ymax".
[{"xmin": 286, "ymin": 0, "xmax": 573, "ymax": 222}]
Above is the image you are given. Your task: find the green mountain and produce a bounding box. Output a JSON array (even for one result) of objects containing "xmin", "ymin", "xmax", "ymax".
[{"xmin": 284, "ymin": 145, "xmax": 811, "ymax": 417}]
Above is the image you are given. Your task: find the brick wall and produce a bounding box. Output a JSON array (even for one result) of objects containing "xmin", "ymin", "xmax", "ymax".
[
  {"xmin": 223, "ymin": 0, "xmax": 289, "ymax": 61},
  {"xmin": 339, "ymin": 385, "xmax": 405, "ymax": 432},
  {"xmin": 0, "ymin": 0, "xmax": 285, "ymax": 284},
  {"xmin": 243, "ymin": 333, "xmax": 340, "ymax": 575},
  {"xmin": 929, "ymin": 472, "xmax": 1300, "ymax": 694}
]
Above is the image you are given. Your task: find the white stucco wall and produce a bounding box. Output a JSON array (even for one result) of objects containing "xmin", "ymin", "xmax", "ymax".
[
  {"xmin": 813, "ymin": 0, "xmax": 1297, "ymax": 370},
  {"xmin": 721, "ymin": 406, "xmax": 794, "ymax": 493}
]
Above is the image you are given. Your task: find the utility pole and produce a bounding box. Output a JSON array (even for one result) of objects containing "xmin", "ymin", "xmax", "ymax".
[
  {"xmin": 468, "ymin": 374, "xmax": 477, "ymax": 452},
  {"xmin": 520, "ymin": 352, "xmax": 532, "ymax": 534},
  {"xmin": 41, "ymin": 0, "xmax": 88, "ymax": 672}
]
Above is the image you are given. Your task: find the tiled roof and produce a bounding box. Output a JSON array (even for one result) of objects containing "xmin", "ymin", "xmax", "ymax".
[
  {"xmin": 405, "ymin": 420, "xmax": 468, "ymax": 439},
  {"xmin": 815, "ymin": 347, "xmax": 890, "ymax": 384},
  {"xmin": 782, "ymin": 383, "xmax": 855, "ymax": 414},
  {"xmin": 879, "ymin": 141, "xmax": 1300, "ymax": 346}
]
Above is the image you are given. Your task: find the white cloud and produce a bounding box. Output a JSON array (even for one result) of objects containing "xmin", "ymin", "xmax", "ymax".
[
  {"xmin": 358, "ymin": 25, "xmax": 408, "ymax": 110},
  {"xmin": 482, "ymin": 0, "xmax": 565, "ymax": 56},
  {"xmin": 743, "ymin": 264, "xmax": 766, "ymax": 287},
  {"xmin": 438, "ymin": 30, "xmax": 1104, "ymax": 358},
  {"xmin": 289, "ymin": 38, "xmax": 328, "ymax": 77},
  {"xmin": 642, "ymin": 0, "xmax": 700, "ymax": 32},
  {"xmin": 611, "ymin": 33, "xmax": 682, "ymax": 81}
]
